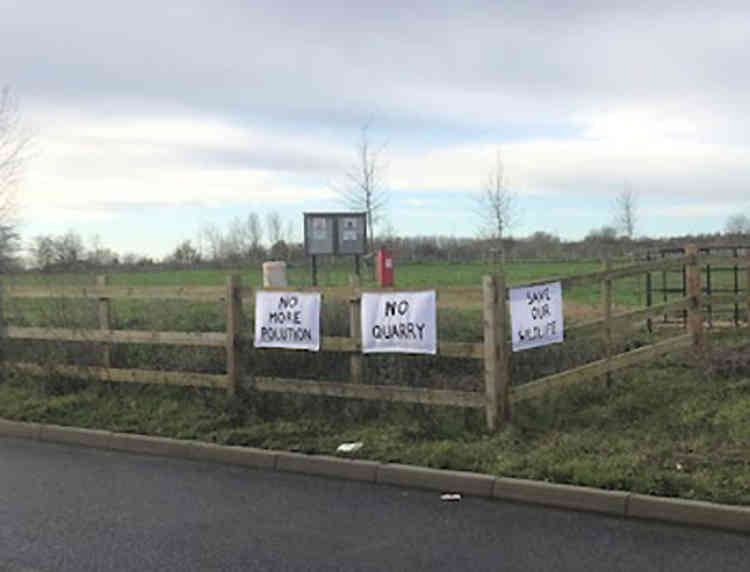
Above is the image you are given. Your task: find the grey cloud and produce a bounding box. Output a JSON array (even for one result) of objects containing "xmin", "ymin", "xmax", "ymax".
[{"xmin": 4, "ymin": 0, "xmax": 750, "ymax": 136}]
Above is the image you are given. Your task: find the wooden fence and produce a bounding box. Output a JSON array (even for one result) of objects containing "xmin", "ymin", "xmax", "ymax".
[{"xmin": 2, "ymin": 245, "xmax": 748, "ymax": 432}]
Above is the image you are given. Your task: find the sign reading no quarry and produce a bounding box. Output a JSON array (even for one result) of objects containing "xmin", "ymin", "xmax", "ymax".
[
  {"xmin": 361, "ymin": 291, "xmax": 437, "ymax": 354},
  {"xmin": 509, "ymin": 281, "xmax": 564, "ymax": 352}
]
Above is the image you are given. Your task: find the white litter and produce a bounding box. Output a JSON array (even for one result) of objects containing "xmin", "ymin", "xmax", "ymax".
[
  {"xmin": 336, "ymin": 442, "xmax": 364, "ymax": 453},
  {"xmin": 440, "ymin": 493, "xmax": 462, "ymax": 501}
]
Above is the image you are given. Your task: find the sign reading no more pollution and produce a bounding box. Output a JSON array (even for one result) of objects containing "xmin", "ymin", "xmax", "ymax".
[
  {"xmin": 509, "ymin": 281, "xmax": 564, "ymax": 352},
  {"xmin": 361, "ymin": 291, "xmax": 437, "ymax": 354},
  {"xmin": 254, "ymin": 291, "xmax": 321, "ymax": 351}
]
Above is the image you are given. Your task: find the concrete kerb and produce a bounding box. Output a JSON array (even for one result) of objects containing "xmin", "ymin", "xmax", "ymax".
[
  {"xmin": 190, "ymin": 441, "xmax": 277, "ymax": 470},
  {"xmin": 628, "ymin": 494, "xmax": 750, "ymax": 532},
  {"xmin": 40, "ymin": 424, "xmax": 112, "ymax": 449},
  {"xmin": 108, "ymin": 432, "xmax": 192, "ymax": 457},
  {"xmin": 0, "ymin": 418, "xmax": 41, "ymax": 440},
  {"xmin": 1, "ymin": 417, "xmax": 749, "ymax": 534},
  {"xmin": 377, "ymin": 463, "xmax": 496, "ymax": 497},
  {"xmin": 277, "ymin": 451, "xmax": 379, "ymax": 482},
  {"xmin": 493, "ymin": 477, "xmax": 629, "ymax": 516}
]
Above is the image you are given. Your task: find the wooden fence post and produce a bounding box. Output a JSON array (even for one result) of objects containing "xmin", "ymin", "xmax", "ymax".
[
  {"xmin": 706, "ymin": 251, "xmax": 714, "ymax": 328},
  {"xmin": 226, "ymin": 275, "xmax": 241, "ymax": 396},
  {"xmin": 601, "ymin": 259, "xmax": 613, "ymax": 386},
  {"xmin": 661, "ymin": 250, "xmax": 668, "ymax": 323},
  {"xmin": 745, "ymin": 261, "xmax": 750, "ymax": 328},
  {"xmin": 685, "ymin": 245, "xmax": 704, "ymax": 351},
  {"xmin": 645, "ymin": 252, "xmax": 653, "ymax": 333},
  {"xmin": 0, "ymin": 282, "xmax": 4, "ymax": 370},
  {"xmin": 97, "ymin": 275, "xmax": 111, "ymax": 368},
  {"xmin": 483, "ymin": 274, "xmax": 510, "ymax": 432},
  {"xmin": 732, "ymin": 247, "xmax": 740, "ymax": 328},
  {"xmin": 349, "ymin": 278, "xmax": 363, "ymax": 384}
]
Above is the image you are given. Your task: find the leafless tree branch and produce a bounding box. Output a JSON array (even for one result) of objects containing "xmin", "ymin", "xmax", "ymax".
[
  {"xmin": 613, "ymin": 181, "xmax": 638, "ymax": 239},
  {"xmin": 475, "ymin": 149, "xmax": 517, "ymax": 261},
  {"xmin": 330, "ymin": 123, "xmax": 388, "ymax": 251}
]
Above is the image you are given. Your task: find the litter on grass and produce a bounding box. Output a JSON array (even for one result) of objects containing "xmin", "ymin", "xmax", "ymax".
[
  {"xmin": 440, "ymin": 493, "xmax": 462, "ymax": 501},
  {"xmin": 336, "ymin": 442, "xmax": 364, "ymax": 453}
]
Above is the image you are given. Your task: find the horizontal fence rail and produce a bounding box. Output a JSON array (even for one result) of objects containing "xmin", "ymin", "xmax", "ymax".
[
  {"xmin": 2, "ymin": 246, "xmax": 748, "ymax": 431},
  {"xmin": 8, "ymin": 362, "xmax": 229, "ymax": 389},
  {"xmin": 4, "ymin": 326, "xmax": 228, "ymax": 347},
  {"xmin": 4, "ymin": 284, "xmax": 253, "ymax": 302},
  {"xmin": 511, "ymin": 334, "xmax": 693, "ymax": 402},
  {"xmin": 253, "ymin": 376, "xmax": 487, "ymax": 408}
]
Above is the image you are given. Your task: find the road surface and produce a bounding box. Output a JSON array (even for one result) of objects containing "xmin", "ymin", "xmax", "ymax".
[{"xmin": 1, "ymin": 437, "xmax": 747, "ymax": 571}]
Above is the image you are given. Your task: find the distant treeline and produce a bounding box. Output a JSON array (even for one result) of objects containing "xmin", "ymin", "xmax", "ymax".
[{"xmin": 17, "ymin": 226, "xmax": 750, "ymax": 274}]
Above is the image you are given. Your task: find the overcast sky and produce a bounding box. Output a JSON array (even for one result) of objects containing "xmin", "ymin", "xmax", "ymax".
[{"xmin": 3, "ymin": 0, "xmax": 749, "ymax": 258}]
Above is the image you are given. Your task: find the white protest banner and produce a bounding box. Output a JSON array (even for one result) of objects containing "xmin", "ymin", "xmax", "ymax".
[
  {"xmin": 254, "ymin": 291, "xmax": 321, "ymax": 351},
  {"xmin": 509, "ymin": 281, "xmax": 564, "ymax": 352},
  {"xmin": 361, "ymin": 291, "xmax": 436, "ymax": 354}
]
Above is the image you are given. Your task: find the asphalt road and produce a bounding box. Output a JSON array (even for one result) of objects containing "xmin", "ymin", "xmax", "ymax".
[{"xmin": 0, "ymin": 437, "xmax": 748, "ymax": 572}]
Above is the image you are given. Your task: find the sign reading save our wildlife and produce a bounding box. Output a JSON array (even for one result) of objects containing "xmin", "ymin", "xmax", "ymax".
[
  {"xmin": 254, "ymin": 291, "xmax": 321, "ymax": 351},
  {"xmin": 361, "ymin": 291, "xmax": 436, "ymax": 354},
  {"xmin": 509, "ymin": 281, "xmax": 564, "ymax": 352}
]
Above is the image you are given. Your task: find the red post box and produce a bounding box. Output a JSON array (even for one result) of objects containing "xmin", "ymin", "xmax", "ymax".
[{"xmin": 377, "ymin": 248, "xmax": 394, "ymax": 287}]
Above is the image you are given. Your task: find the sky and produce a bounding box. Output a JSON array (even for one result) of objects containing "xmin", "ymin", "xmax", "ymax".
[{"xmin": 2, "ymin": 0, "xmax": 750, "ymax": 260}]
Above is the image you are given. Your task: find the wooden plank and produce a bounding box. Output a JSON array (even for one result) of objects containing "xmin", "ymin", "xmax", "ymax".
[
  {"xmin": 5, "ymin": 326, "xmax": 227, "ymax": 347},
  {"xmin": 511, "ymin": 334, "xmax": 692, "ymax": 402},
  {"xmin": 320, "ymin": 336, "xmax": 358, "ymax": 352},
  {"xmin": 0, "ymin": 282, "xmax": 4, "ymax": 364},
  {"xmin": 226, "ymin": 275, "xmax": 241, "ymax": 396},
  {"xmin": 483, "ymin": 275, "xmax": 499, "ymax": 431},
  {"xmin": 686, "ymin": 245, "xmax": 704, "ymax": 349},
  {"xmin": 253, "ymin": 376, "xmax": 486, "ymax": 408},
  {"xmin": 706, "ymin": 294, "xmax": 747, "ymax": 305},
  {"xmin": 97, "ymin": 275, "xmax": 111, "ymax": 368},
  {"xmin": 566, "ymin": 298, "xmax": 691, "ymax": 338},
  {"xmin": 349, "ymin": 288, "xmax": 363, "ymax": 383},
  {"xmin": 699, "ymin": 255, "xmax": 750, "ymax": 267},
  {"xmin": 7, "ymin": 361, "xmax": 228, "ymax": 389},
  {"xmin": 645, "ymin": 252, "xmax": 653, "ymax": 333},
  {"xmin": 601, "ymin": 258, "xmax": 613, "ymax": 387},
  {"xmin": 483, "ymin": 274, "xmax": 510, "ymax": 431},
  {"xmin": 317, "ymin": 336, "xmax": 484, "ymax": 358},
  {"xmin": 437, "ymin": 341, "xmax": 484, "ymax": 359},
  {"xmin": 514, "ymin": 255, "xmax": 692, "ymax": 290},
  {"xmin": 4, "ymin": 284, "xmax": 227, "ymax": 301}
]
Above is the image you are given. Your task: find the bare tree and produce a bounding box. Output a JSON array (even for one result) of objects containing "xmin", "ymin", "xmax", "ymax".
[
  {"xmin": 330, "ymin": 124, "xmax": 387, "ymax": 251},
  {"xmin": 58, "ymin": 230, "xmax": 85, "ymax": 266},
  {"xmin": 613, "ymin": 182, "xmax": 638, "ymax": 239},
  {"xmin": 266, "ymin": 211, "xmax": 283, "ymax": 246},
  {"xmin": 30, "ymin": 235, "xmax": 55, "ymax": 269},
  {"xmin": 476, "ymin": 149, "xmax": 517, "ymax": 262},
  {"xmin": 1, "ymin": 86, "xmax": 31, "ymax": 266},
  {"xmin": 725, "ymin": 213, "xmax": 750, "ymax": 235},
  {"xmin": 168, "ymin": 240, "xmax": 201, "ymax": 265},
  {"xmin": 246, "ymin": 212, "xmax": 263, "ymax": 252},
  {"xmin": 199, "ymin": 223, "xmax": 224, "ymax": 261}
]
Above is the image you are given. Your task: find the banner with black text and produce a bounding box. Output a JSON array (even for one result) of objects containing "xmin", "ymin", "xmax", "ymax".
[
  {"xmin": 509, "ymin": 281, "xmax": 564, "ymax": 352},
  {"xmin": 361, "ymin": 291, "xmax": 436, "ymax": 354},
  {"xmin": 254, "ymin": 291, "xmax": 321, "ymax": 351}
]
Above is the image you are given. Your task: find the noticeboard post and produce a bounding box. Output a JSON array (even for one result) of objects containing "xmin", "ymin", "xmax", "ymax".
[{"xmin": 304, "ymin": 212, "xmax": 367, "ymax": 285}]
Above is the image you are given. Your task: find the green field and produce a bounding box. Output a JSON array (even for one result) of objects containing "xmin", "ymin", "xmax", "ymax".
[
  {"xmin": 6, "ymin": 258, "xmax": 745, "ymax": 337},
  {"xmin": 7, "ymin": 259, "xmax": 607, "ymax": 288}
]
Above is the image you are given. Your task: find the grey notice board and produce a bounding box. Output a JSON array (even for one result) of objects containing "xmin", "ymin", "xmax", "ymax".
[{"xmin": 304, "ymin": 212, "xmax": 367, "ymax": 255}]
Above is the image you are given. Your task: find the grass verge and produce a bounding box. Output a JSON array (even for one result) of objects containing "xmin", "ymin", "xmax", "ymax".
[{"xmin": 2, "ymin": 343, "xmax": 749, "ymax": 506}]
